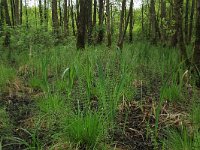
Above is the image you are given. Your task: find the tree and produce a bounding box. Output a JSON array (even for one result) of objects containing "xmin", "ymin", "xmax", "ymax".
[
  {"xmin": 2, "ymin": 0, "xmax": 11, "ymax": 26},
  {"xmin": 15, "ymin": 0, "xmax": 20, "ymax": 25},
  {"xmin": 76, "ymin": 0, "xmax": 87, "ymax": 49},
  {"xmin": 52, "ymin": 0, "xmax": 59, "ymax": 35},
  {"xmin": 97, "ymin": 0, "xmax": 104, "ymax": 43},
  {"xmin": 93, "ymin": 0, "xmax": 97, "ymax": 27},
  {"xmin": 87, "ymin": 0, "xmax": 93, "ymax": 45},
  {"xmin": 184, "ymin": 0, "xmax": 189, "ymax": 43},
  {"xmin": 174, "ymin": 0, "xmax": 189, "ymax": 66},
  {"xmin": 39, "ymin": 0, "xmax": 43, "ymax": 25},
  {"xmin": 129, "ymin": 0, "xmax": 134, "ymax": 42},
  {"xmin": 150, "ymin": 0, "xmax": 157, "ymax": 43},
  {"xmin": 44, "ymin": 0, "xmax": 48, "ymax": 30},
  {"xmin": 106, "ymin": 0, "xmax": 112, "ymax": 47},
  {"xmin": 160, "ymin": 0, "xmax": 166, "ymax": 42},
  {"xmin": 117, "ymin": 0, "xmax": 126, "ymax": 49},
  {"xmin": 188, "ymin": 0, "xmax": 195, "ymax": 43},
  {"xmin": 193, "ymin": 0, "xmax": 200, "ymax": 86},
  {"xmin": 64, "ymin": 0, "xmax": 68, "ymax": 35}
]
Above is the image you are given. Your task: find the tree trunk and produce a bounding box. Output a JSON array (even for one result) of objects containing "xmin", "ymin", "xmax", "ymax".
[
  {"xmin": 97, "ymin": 0, "xmax": 104, "ymax": 43},
  {"xmin": 59, "ymin": 0, "xmax": 62, "ymax": 28},
  {"xmin": 10, "ymin": 0, "xmax": 15, "ymax": 26},
  {"xmin": 150, "ymin": 0, "xmax": 157, "ymax": 44},
  {"xmin": 117, "ymin": 0, "xmax": 126, "ymax": 49},
  {"xmin": 142, "ymin": 0, "xmax": 144, "ymax": 34},
  {"xmin": 76, "ymin": 0, "xmax": 86, "ymax": 49},
  {"xmin": 0, "ymin": 1, "xmax": 4, "ymax": 36},
  {"xmin": 2, "ymin": 0, "xmax": 11, "ymax": 26},
  {"xmin": 174, "ymin": 0, "xmax": 189, "ymax": 66},
  {"xmin": 87, "ymin": 0, "xmax": 93, "ymax": 45},
  {"xmin": 52, "ymin": 0, "xmax": 59, "ymax": 35},
  {"xmin": 185, "ymin": 0, "xmax": 189, "ymax": 43},
  {"xmin": 106, "ymin": 0, "xmax": 111, "ymax": 47},
  {"xmin": 93, "ymin": 0, "xmax": 97, "ymax": 27},
  {"xmin": 19, "ymin": 0, "xmax": 22, "ymax": 25},
  {"xmin": 193, "ymin": 0, "xmax": 200, "ymax": 87},
  {"xmin": 39, "ymin": 0, "xmax": 43, "ymax": 25},
  {"xmin": 188, "ymin": 0, "xmax": 195, "ymax": 43},
  {"xmin": 129, "ymin": 0, "xmax": 134, "ymax": 42},
  {"xmin": 70, "ymin": 0, "xmax": 76, "ymax": 36},
  {"xmin": 160, "ymin": 0, "xmax": 166, "ymax": 42},
  {"xmin": 15, "ymin": 0, "xmax": 19, "ymax": 25},
  {"xmin": 25, "ymin": 0, "xmax": 29, "ymax": 28},
  {"xmin": 44, "ymin": 0, "xmax": 48, "ymax": 30},
  {"xmin": 64, "ymin": 0, "xmax": 68, "ymax": 35}
]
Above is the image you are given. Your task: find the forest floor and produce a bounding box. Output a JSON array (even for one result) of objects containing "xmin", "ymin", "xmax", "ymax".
[{"xmin": 0, "ymin": 40, "xmax": 200, "ymax": 150}]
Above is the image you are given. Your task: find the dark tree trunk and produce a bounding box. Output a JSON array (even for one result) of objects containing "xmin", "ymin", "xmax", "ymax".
[
  {"xmin": 25, "ymin": 0, "xmax": 29, "ymax": 28},
  {"xmin": 64, "ymin": 0, "xmax": 68, "ymax": 35},
  {"xmin": 185, "ymin": 0, "xmax": 189, "ymax": 43},
  {"xmin": 19, "ymin": 0, "xmax": 22, "ymax": 25},
  {"xmin": 150, "ymin": 0, "xmax": 157, "ymax": 44},
  {"xmin": 175, "ymin": 0, "xmax": 189, "ymax": 66},
  {"xmin": 142, "ymin": 0, "xmax": 144, "ymax": 34},
  {"xmin": 52, "ymin": 0, "xmax": 59, "ymax": 35},
  {"xmin": 39, "ymin": 0, "xmax": 43, "ymax": 25},
  {"xmin": 87, "ymin": 0, "xmax": 93, "ymax": 45},
  {"xmin": 44, "ymin": 0, "xmax": 48, "ymax": 30},
  {"xmin": 93, "ymin": 0, "xmax": 97, "ymax": 27},
  {"xmin": 193, "ymin": 0, "xmax": 200, "ymax": 87},
  {"xmin": 0, "ymin": 1, "xmax": 4, "ymax": 33},
  {"xmin": 10, "ymin": 0, "xmax": 15, "ymax": 26},
  {"xmin": 160, "ymin": 0, "xmax": 166, "ymax": 42},
  {"xmin": 2, "ymin": 0, "xmax": 11, "ymax": 26},
  {"xmin": 117, "ymin": 0, "xmax": 126, "ymax": 49},
  {"xmin": 188, "ymin": 0, "xmax": 195, "ymax": 43},
  {"xmin": 129, "ymin": 0, "xmax": 134, "ymax": 42},
  {"xmin": 70, "ymin": 0, "xmax": 76, "ymax": 36},
  {"xmin": 15, "ymin": 0, "xmax": 19, "ymax": 25},
  {"xmin": 97, "ymin": 0, "xmax": 104, "ymax": 43},
  {"xmin": 106, "ymin": 0, "xmax": 112, "ymax": 47},
  {"xmin": 59, "ymin": 0, "xmax": 62, "ymax": 28},
  {"xmin": 76, "ymin": 0, "xmax": 87, "ymax": 49}
]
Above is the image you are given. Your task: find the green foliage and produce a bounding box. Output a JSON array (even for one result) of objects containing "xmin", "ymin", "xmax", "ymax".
[
  {"xmin": 0, "ymin": 107, "xmax": 12, "ymax": 137},
  {"xmin": 0, "ymin": 64, "xmax": 16, "ymax": 90},
  {"xmin": 63, "ymin": 112, "xmax": 107, "ymax": 149}
]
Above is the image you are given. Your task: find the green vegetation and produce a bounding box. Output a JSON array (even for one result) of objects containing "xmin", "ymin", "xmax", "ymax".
[{"xmin": 1, "ymin": 0, "xmax": 200, "ymax": 149}]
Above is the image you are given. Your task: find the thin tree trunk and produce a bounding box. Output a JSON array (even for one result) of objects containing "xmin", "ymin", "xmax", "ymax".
[
  {"xmin": 10, "ymin": 0, "xmax": 15, "ymax": 26},
  {"xmin": 44, "ymin": 0, "xmax": 48, "ymax": 30},
  {"xmin": 142, "ymin": 0, "xmax": 144, "ymax": 34},
  {"xmin": 150, "ymin": 0, "xmax": 157, "ymax": 44},
  {"xmin": 106, "ymin": 0, "xmax": 111, "ymax": 47},
  {"xmin": 71, "ymin": 0, "xmax": 76, "ymax": 36},
  {"xmin": 175, "ymin": 0, "xmax": 189, "ymax": 66},
  {"xmin": 2, "ymin": 0, "xmax": 11, "ymax": 26},
  {"xmin": 160, "ymin": 0, "xmax": 166, "ymax": 42},
  {"xmin": 15, "ymin": 0, "xmax": 19, "ymax": 25},
  {"xmin": 19, "ymin": 0, "xmax": 22, "ymax": 25},
  {"xmin": 97, "ymin": 0, "xmax": 104, "ymax": 43},
  {"xmin": 52, "ymin": 0, "xmax": 59, "ymax": 35},
  {"xmin": 39, "ymin": 0, "xmax": 43, "ymax": 25},
  {"xmin": 129, "ymin": 0, "xmax": 134, "ymax": 42},
  {"xmin": 64, "ymin": 0, "xmax": 68, "ymax": 35},
  {"xmin": 25, "ymin": 0, "xmax": 29, "ymax": 28},
  {"xmin": 117, "ymin": 0, "xmax": 126, "ymax": 49},
  {"xmin": 87, "ymin": 0, "xmax": 93, "ymax": 45},
  {"xmin": 76, "ymin": 0, "xmax": 86, "ymax": 49},
  {"xmin": 59, "ymin": 0, "xmax": 62, "ymax": 28},
  {"xmin": 185, "ymin": 0, "xmax": 189, "ymax": 43},
  {"xmin": 93, "ymin": 0, "xmax": 97, "ymax": 28},
  {"xmin": 188, "ymin": 0, "xmax": 195, "ymax": 43},
  {"xmin": 193, "ymin": 0, "xmax": 200, "ymax": 87}
]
